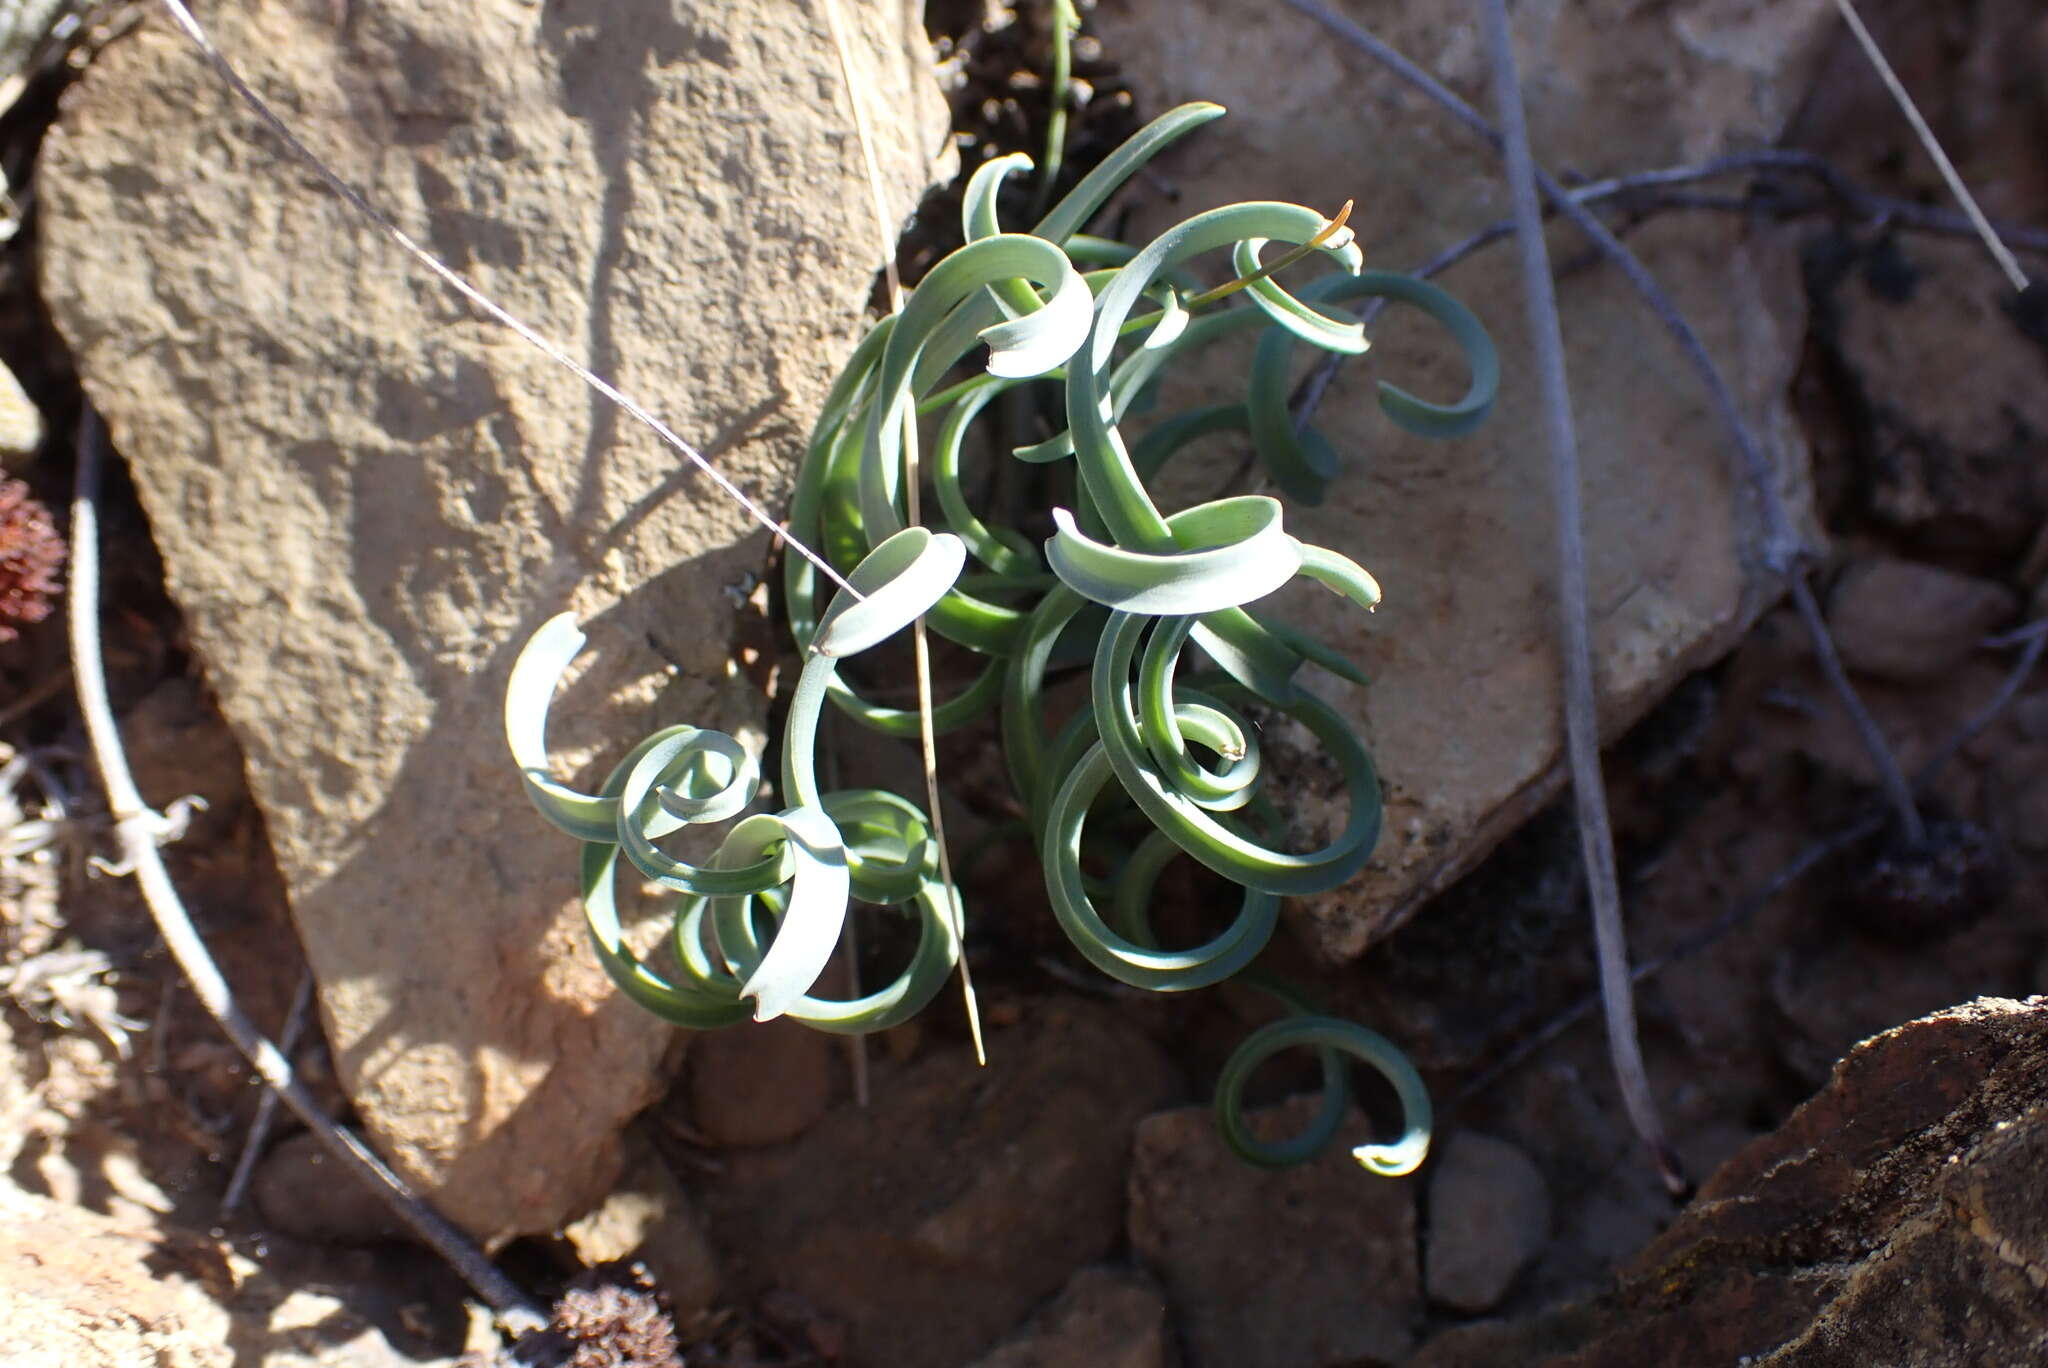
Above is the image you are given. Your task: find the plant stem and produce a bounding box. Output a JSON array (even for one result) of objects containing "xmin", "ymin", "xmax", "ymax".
[
  {"xmin": 69, "ymin": 410, "xmax": 544, "ymax": 1332},
  {"xmin": 1473, "ymin": 0, "xmax": 1683, "ymax": 1195},
  {"xmin": 1029, "ymin": 0, "xmax": 1080, "ymax": 223},
  {"xmin": 821, "ymin": 0, "xmax": 985, "ymax": 1063},
  {"xmin": 1829, "ymin": 0, "xmax": 2028, "ymax": 293}
]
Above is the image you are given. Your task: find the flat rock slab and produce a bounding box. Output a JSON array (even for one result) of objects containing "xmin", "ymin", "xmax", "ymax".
[
  {"xmin": 1093, "ymin": 0, "xmax": 1833, "ymax": 959},
  {"xmin": 704, "ymin": 1002, "xmax": 1180, "ymax": 1368},
  {"xmin": 967, "ymin": 1266, "xmax": 1172, "ymax": 1368},
  {"xmin": 39, "ymin": 0, "xmax": 949, "ymax": 1240},
  {"xmin": 1129, "ymin": 1097, "xmax": 1421, "ymax": 1368}
]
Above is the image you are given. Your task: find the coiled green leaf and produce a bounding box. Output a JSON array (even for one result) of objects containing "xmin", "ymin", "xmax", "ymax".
[
  {"xmin": 1248, "ymin": 271, "xmax": 1501, "ymax": 504},
  {"xmin": 1215, "ymin": 1014, "xmax": 1433, "ymax": 1176},
  {"xmin": 507, "ymin": 102, "xmax": 1501, "ymax": 1176}
]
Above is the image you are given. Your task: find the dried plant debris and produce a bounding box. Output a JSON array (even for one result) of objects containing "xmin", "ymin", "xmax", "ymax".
[
  {"xmin": 498, "ymin": 1264, "xmax": 684, "ymax": 1368},
  {"xmin": 0, "ymin": 476, "xmax": 62, "ymax": 640},
  {"xmin": 0, "ymin": 943, "xmax": 143, "ymax": 1054},
  {"xmin": 1, "ymin": 745, "xmax": 137, "ymax": 1054},
  {"xmin": 1, "ymin": 744, "xmax": 61, "ymax": 951}
]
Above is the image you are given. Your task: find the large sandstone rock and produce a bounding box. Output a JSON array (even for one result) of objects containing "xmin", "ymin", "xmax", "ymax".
[
  {"xmin": 1410, "ymin": 996, "xmax": 2048, "ymax": 1367},
  {"xmin": 38, "ymin": 0, "xmax": 951, "ymax": 1240},
  {"xmin": 1092, "ymin": 0, "xmax": 1832, "ymax": 958}
]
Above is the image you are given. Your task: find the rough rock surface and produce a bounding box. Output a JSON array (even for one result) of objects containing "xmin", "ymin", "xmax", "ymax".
[
  {"xmin": 1797, "ymin": 200, "xmax": 2048, "ymax": 568},
  {"xmin": 1, "ymin": 1176, "xmax": 233, "ymax": 1368},
  {"xmin": 967, "ymin": 1266, "xmax": 1173, "ymax": 1368},
  {"xmin": 1424, "ymin": 1129, "xmax": 1552, "ymax": 1313},
  {"xmin": 0, "ymin": 1173, "xmax": 419, "ymax": 1368},
  {"xmin": 1409, "ymin": 996, "xmax": 2048, "ymax": 1367},
  {"xmin": 560, "ymin": 1124, "xmax": 722, "ymax": 1322},
  {"xmin": 1129, "ymin": 1096, "xmax": 1421, "ymax": 1368},
  {"xmin": 38, "ymin": 0, "xmax": 951, "ymax": 1240},
  {"xmin": 1092, "ymin": 0, "xmax": 1832, "ymax": 959},
  {"xmin": 1825, "ymin": 556, "xmax": 2018, "ymax": 683},
  {"xmin": 704, "ymin": 1002, "xmax": 1180, "ymax": 1368},
  {"xmin": 686, "ymin": 1014, "xmax": 837, "ymax": 1147}
]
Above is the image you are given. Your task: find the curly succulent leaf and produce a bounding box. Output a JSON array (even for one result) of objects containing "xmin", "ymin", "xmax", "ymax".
[
  {"xmin": 1032, "ymin": 101, "xmax": 1226, "ymax": 245},
  {"xmin": 1068, "ymin": 200, "xmax": 1362, "ymax": 550},
  {"xmin": 1041, "ymin": 739, "xmax": 1281, "ymax": 991},
  {"xmin": 580, "ymin": 841, "xmax": 756, "ymax": 1029},
  {"xmin": 1090, "ymin": 610, "xmax": 1382, "ymax": 897},
  {"xmin": 718, "ymin": 806, "xmax": 850, "ymax": 1023},
  {"xmin": 1230, "ymin": 236, "xmax": 1369, "ymax": 355},
  {"xmin": 504, "ymin": 613, "xmax": 627, "ymax": 844},
  {"xmin": 1248, "ymin": 270, "xmax": 1502, "ymax": 503},
  {"xmin": 1045, "ymin": 498, "xmax": 1302, "ymax": 615},
  {"xmin": 812, "ymin": 526, "xmax": 968, "ymax": 659},
  {"xmin": 1215, "ymin": 1014, "xmax": 1433, "ymax": 1175},
  {"xmin": 509, "ymin": 101, "xmax": 1495, "ymax": 1176}
]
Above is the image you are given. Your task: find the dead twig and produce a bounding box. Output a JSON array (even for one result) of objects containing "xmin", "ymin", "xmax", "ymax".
[
  {"xmin": 1788, "ymin": 574, "xmax": 1925, "ymax": 844},
  {"xmin": 1451, "ymin": 621, "xmax": 2046, "ymax": 1113},
  {"xmin": 69, "ymin": 408, "xmax": 544, "ymax": 1332},
  {"xmin": 1829, "ymin": 0, "xmax": 2028, "ymax": 293},
  {"xmin": 820, "ymin": 0, "xmax": 985, "ymax": 1064},
  {"xmin": 1449, "ymin": 814, "xmax": 1879, "ymax": 1113},
  {"xmin": 1473, "ymin": 0, "xmax": 1683, "ymax": 1195},
  {"xmin": 1919, "ymin": 629, "xmax": 2048, "ymax": 780},
  {"xmin": 219, "ymin": 966, "xmax": 314, "ymax": 1217}
]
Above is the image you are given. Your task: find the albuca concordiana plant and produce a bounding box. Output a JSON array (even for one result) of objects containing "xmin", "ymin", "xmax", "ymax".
[{"xmin": 507, "ymin": 103, "xmax": 1498, "ymax": 1174}]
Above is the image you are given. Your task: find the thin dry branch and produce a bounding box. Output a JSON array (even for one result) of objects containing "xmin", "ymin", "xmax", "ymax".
[
  {"xmin": 1452, "ymin": 623, "xmax": 2047, "ymax": 1113},
  {"xmin": 69, "ymin": 410, "xmax": 543, "ymax": 1332},
  {"xmin": 1473, "ymin": 0, "xmax": 1683, "ymax": 1195},
  {"xmin": 219, "ymin": 967, "xmax": 313, "ymax": 1217},
  {"xmin": 1293, "ymin": 149, "xmax": 2048, "ymax": 429},
  {"xmin": 1829, "ymin": 0, "xmax": 2028, "ymax": 293},
  {"xmin": 818, "ymin": 0, "xmax": 985, "ymax": 1064}
]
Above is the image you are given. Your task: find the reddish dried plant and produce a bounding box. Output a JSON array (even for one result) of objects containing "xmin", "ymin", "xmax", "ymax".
[{"xmin": 0, "ymin": 477, "xmax": 63, "ymax": 641}]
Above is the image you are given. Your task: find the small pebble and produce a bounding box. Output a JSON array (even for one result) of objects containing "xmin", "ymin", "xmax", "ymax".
[{"xmin": 1425, "ymin": 1130, "xmax": 1552, "ymax": 1314}]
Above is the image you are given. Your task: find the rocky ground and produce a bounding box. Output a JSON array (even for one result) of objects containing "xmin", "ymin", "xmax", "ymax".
[{"xmin": 3, "ymin": 1, "xmax": 2047, "ymax": 1365}]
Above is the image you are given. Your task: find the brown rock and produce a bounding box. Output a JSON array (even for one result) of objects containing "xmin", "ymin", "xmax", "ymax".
[
  {"xmin": 1826, "ymin": 557, "xmax": 2018, "ymax": 683},
  {"xmin": 1409, "ymin": 997, "xmax": 2048, "ymax": 1367},
  {"xmin": 705, "ymin": 1001, "xmax": 1180, "ymax": 1368},
  {"xmin": 0, "ymin": 1175, "xmax": 233, "ymax": 1368},
  {"xmin": 38, "ymin": 0, "xmax": 951, "ymax": 1242},
  {"xmin": 1092, "ymin": 0, "xmax": 1831, "ymax": 960},
  {"xmin": 1808, "ymin": 231, "xmax": 2048, "ymax": 563},
  {"xmin": 687, "ymin": 1016, "xmax": 836, "ymax": 1148},
  {"xmin": 1129, "ymin": 1097, "xmax": 1420, "ymax": 1368},
  {"xmin": 968, "ymin": 1266, "xmax": 1173, "ymax": 1368},
  {"xmin": 118, "ymin": 676, "xmax": 252, "ymax": 847},
  {"xmin": 252, "ymin": 1130, "xmax": 410, "ymax": 1246},
  {"xmin": 560, "ymin": 1125, "xmax": 721, "ymax": 1322},
  {"xmin": 1425, "ymin": 1130, "xmax": 1552, "ymax": 1314}
]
